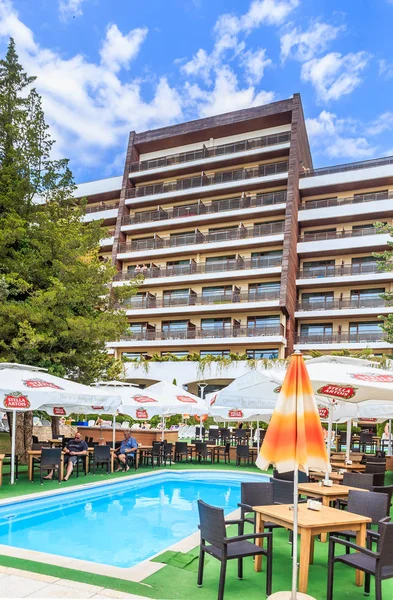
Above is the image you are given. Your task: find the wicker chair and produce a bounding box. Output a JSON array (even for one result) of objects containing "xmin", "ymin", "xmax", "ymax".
[
  {"xmin": 273, "ymin": 469, "xmax": 309, "ymax": 483},
  {"xmin": 372, "ymin": 484, "xmax": 393, "ymax": 508},
  {"xmin": 238, "ymin": 482, "xmax": 282, "ymax": 535},
  {"xmin": 174, "ymin": 441, "xmax": 192, "ymax": 462},
  {"xmin": 197, "ymin": 499, "xmax": 273, "ymax": 600},
  {"xmin": 342, "ymin": 472, "xmax": 375, "ymax": 491},
  {"xmin": 215, "ymin": 442, "xmax": 231, "ymax": 464},
  {"xmin": 236, "ymin": 444, "xmax": 250, "ymax": 466},
  {"xmin": 327, "ymin": 518, "xmax": 393, "ymax": 600},
  {"xmin": 195, "ymin": 442, "xmax": 213, "ymax": 463},
  {"xmin": 40, "ymin": 448, "xmax": 62, "ymax": 484},
  {"xmin": 92, "ymin": 445, "xmax": 111, "ymax": 474}
]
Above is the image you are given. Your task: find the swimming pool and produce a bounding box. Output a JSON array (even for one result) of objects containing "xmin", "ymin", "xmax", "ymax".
[{"xmin": 0, "ymin": 471, "xmax": 268, "ymax": 568}]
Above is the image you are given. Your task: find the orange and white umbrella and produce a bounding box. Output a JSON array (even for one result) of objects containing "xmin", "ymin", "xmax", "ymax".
[{"xmin": 256, "ymin": 351, "xmax": 329, "ymax": 600}]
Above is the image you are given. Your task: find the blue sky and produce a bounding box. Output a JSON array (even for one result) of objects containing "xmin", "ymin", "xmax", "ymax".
[{"xmin": 1, "ymin": 0, "xmax": 393, "ymax": 183}]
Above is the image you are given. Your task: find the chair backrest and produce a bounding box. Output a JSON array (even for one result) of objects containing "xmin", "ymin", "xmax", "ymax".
[
  {"xmin": 271, "ymin": 477, "xmax": 293, "ymax": 504},
  {"xmin": 372, "ymin": 472, "xmax": 385, "ymax": 487},
  {"xmin": 195, "ymin": 442, "xmax": 207, "ymax": 453},
  {"xmin": 236, "ymin": 444, "xmax": 250, "ymax": 457},
  {"xmin": 175, "ymin": 441, "xmax": 188, "ymax": 452},
  {"xmin": 208, "ymin": 429, "xmax": 219, "ymax": 439},
  {"xmin": 235, "ymin": 429, "xmax": 246, "ymax": 439},
  {"xmin": 366, "ymin": 456, "xmax": 386, "ymax": 464},
  {"xmin": 339, "ymin": 432, "xmax": 346, "ymax": 444},
  {"xmin": 41, "ymin": 448, "xmax": 62, "ymax": 465},
  {"xmin": 359, "ymin": 432, "xmax": 373, "ymax": 443},
  {"xmin": 365, "ymin": 462, "xmax": 386, "ymax": 474},
  {"xmin": 195, "ymin": 427, "xmax": 205, "ymax": 437},
  {"xmin": 372, "ymin": 485, "xmax": 393, "ymax": 506},
  {"xmin": 273, "ymin": 469, "xmax": 309, "ymax": 483},
  {"xmin": 377, "ymin": 518, "xmax": 393, "ymax": 570},
  {"xmin": 342, "ymin": 472, "xmax": 375, "ymax": 491},
  {"xmin": 197, "ymin": 500, "xmax": 226, "ymax": 549},
  {"xmin": 241, "ymin": 481, "xmax": 273, "ymax": 507},
  {"xmin": 94, "ymin": 445, "xmax": 111, "ymax": 460},
  {"xmin": 32, "ymin": 435, "xmax": 39, "ymax": 444},
  {"xmin": 224, "ymin": 442, "xmax": 231, "ymax": 452},
  {"xmin": 164, "ymin": 443, "xmax": 173, "ymax": 453},
  {"xmin": 219, "ymin": 428, "xmax": 230, "ymax": 439},
  {"xmin": 347, "ymin": 490, "xmax": 389, "ymax": 525}
]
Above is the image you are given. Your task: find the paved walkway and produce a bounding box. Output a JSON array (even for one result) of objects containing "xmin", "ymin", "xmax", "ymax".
[{"xmin": 0, "ymin": 566, "xmax": 146, "ymax": 599}]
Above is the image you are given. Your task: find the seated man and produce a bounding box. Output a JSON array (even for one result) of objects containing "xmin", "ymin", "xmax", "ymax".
[
  {"xmin": 44, "ymin": 431, "xmax": 88, "ymax": 481},
  {"xmin": 115, "ymin": 431, "xmax": 138, "ymax": 472}
]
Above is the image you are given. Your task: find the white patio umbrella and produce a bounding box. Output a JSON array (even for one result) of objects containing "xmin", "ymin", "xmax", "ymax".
[
  {"xmin": 0, "ymin": 363, "xmax": 122, "ymax": 484},
  {"xmin": 92, "ymin": 381, "xmax": 139, "ymax": 448},
  {"xmin": 120, "ymin": 381, "xmax": 208, "ymax": 441}
]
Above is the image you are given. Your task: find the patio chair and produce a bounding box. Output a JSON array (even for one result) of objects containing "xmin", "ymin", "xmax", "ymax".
[
  {"xmin": 197, "ymin": 499, "xmax": 273, "ymax": 600},
  {"xmin": 359, "ymin": 432, "xmax": 375, "ymax": 453},
  {"xmin": 337, "ymin": 431, "xmax": 347, "ymax": 452},
  {"xmin": 365, "ymin": 462, "xmax": 386, "ymax": 485},
  {"xmin": 233, "ymin": 429, "xmax": 247, "ymax": 445},
  {"xmin": 195, "ymin": 442, "xmax": 213, "ymax": 463},
  {"xmin": 208, "ymin": 429, "xmax": 219, "ymax": 444},
  {"xmin": 372, "ymin": 484, "xmax": 393, "ymax": 508},
  {"xmin": 327, "ymin": 517, "xmax": 393, "ymax": 600},
  {"xmin": 271, "ymin": 478, "xmax": 309, "ymax": 505},
  {"xmin": 143, "ymin": 441, "xmax": 162, "ymax": 467},
  {"xmin": 219, "ymin": 428, "xmax": 230, "ymax": 444},
  {"xmin": 334, "ymin": 490, "xmax": 389, "ymax": 552},
  {"xmin": 174, "ymin": 441, "xmax": 192, "ymax": 462},
  {"xmin": 342, "ymin": 472, "xmax": 375, "ymax": 491},
  {"xmin": 236, "ymin": 445, "xmax": 251, "ymax": 467},
  {"xmin": 273, "ymin": 469, "xmax": 309, "ymax": 483},
  {"xmin": 195, "ymin": 426, "xmax": 205, "ymax": 440},
  {"xmin": 215, "ymin": 442, "xmax": 231, "ymax": 464},
  {"xmin": 2, "ymin": 454, "xmax": 19, "ymax": 480},
  {"xmin": 238, "ymin": 482, "xmax": 282, "ymax": 535},
  {"xmin": 92, "ymin": 445, "xmax": 111, "ymax": 474},
  {"xmin": 162, "ymin": 443, "xmax": 173, "ymax": 465},
  {"xmin": 40, "ymin": 448, "xmax": 62, "ymax": 484},
  {"xmin": 74, "ymin": 454, "xmax": 88, "ymax": 478}
]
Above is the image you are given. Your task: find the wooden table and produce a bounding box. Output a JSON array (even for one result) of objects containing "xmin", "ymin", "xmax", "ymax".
[
  {"xmin": 0, "ymin": 454, "xmax": 4, "ymax": 487},
  {"xmin": 253, "ymin": 503, "xmax": 370, "ymax": 594},
  {"xmin": 331, "ymin": 462, "xmax": 366, "ymax": 472},
  {"xmin": 298, "ymin": 482, "xmax": 368, "ymax": 542},
  {"xmin": 309, "ymin": 470, "xmax": 343, "ymax": 483},
  {"xmin": 47, "ymin": 439, "xmax": 63, "ymax": 447}
]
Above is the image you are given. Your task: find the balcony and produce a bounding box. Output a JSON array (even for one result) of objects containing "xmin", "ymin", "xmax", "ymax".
[
  {"xmin": 125, "ymin": 161, "xmax": 289, "ymax": 205},
  {"xmin": 295, "ymin": 297, "xmax": 393, "ymax": 319},
  {"xmin": 299, "ymin": 191, "xmax": 393, "ymax": 226},
  {"xmin": 122, "ymin": 190, "xmax": 286, "ymax": 227},
  {"xmin": 117, "ymin": 222, "xmax": 285, "ymax": 259},
  {"xmin": 121, "ymin": 324, "xmax": 285, "ymax": 342},
  {"xmin": 296, "ymin": 262, "xmax": 393, "ymax": 287},
  {"xmin": 113, "ymin": 255, "xmax": 282, "ymax": 286},
  {"xmin": 82, "ymin": 202, "xmax": 120, "ymax": 223},
  {"xmin": 300, "ymin": 191, "xmax": 392, "ymax": 210},
  {"xmin": 300, "ymin": 156, "xmax": 393, "ymax": 178},
  {"xmin": 297, "ymin": 227, "xmax": 389, "ymax": 257},
  {"xmin": 129, "ymin": 132, "xmax": 291, "ymax": 178}
]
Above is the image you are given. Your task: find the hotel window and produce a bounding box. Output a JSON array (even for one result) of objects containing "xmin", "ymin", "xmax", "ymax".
[
  {"xmin": 303, "ymin": 260, "xmax": 335, "ymax": 277},
  {"xmin": 299, "ymin": 323, "xmax": 333, "ymax": 341},
  {"xmin": 248, "ymin": 282, "xmax": 280, "ymax": 298},
  {"xmin": 350, "ymin": 288, "xmax": 384, "ymax": 307},
  {"xmin": 200, "ymin": 350, "xmax": 231, "ymax": 358},
  {"xmin": 301, "ymin": 292, "xmax": 334, "ymax": 309},
  {"xmin": 162, "ymin": 320, "xmax": 189, "ymax": 332},
  {"xmin": 207, "ymin": 226, "xmax": 238, "ymax": 242},
  {"xmin": 201, "ymin": 318, "xmax": 231, "ymax": 330},
  {"xmin": 205, "ymin": 255, "xmax": 236, "ymax": 271},
  {"xmin": 354, "ymin": 190, "xmax": 388, "ymax": 202},
  {"xmin": 349, "ymin": 322, "xmax": 382, "ymax": 340},
  {"xmin": 247, "ymin": 315, "xmax": 280, "ymax": 330},
  {"xmin": 202, "ymin": 286, "xmax": 233, "ymax": 302},
  {"xmin": 161, "ymin": 351, "xmax": 190, "ymax": 358},
  {"xmin": 303, "ymin": 228, "xmax": 336, "ymax": 240},
  {"xmin": 351, "ymin": 256, "xmax": 377, "ymax": 274},
  {"xmin": 122, "ymin": 352, "xmax": 144, "ymax": 360},
  {"xmin": 251, "ymin": 250, "xmax": 282, "ymax": 267},
  {"xmin": 163, "ymin": 289, "xmax": 191, "ymax": 306},
  {"xmin": 246, "ymin": 349, "xmax": 279, "ymax": 359}
]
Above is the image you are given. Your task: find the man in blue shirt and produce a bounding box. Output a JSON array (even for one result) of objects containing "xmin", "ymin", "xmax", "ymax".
[{"xmin": 115, "ymin": 431, "xmax": 138, "ymax": 471}]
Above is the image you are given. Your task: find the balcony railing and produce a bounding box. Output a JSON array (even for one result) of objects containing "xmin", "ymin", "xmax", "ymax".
[
  {"xmin": 113, "ymin": 255, "xmax": 283, "ymax": 281},
  {"xmin": 296, "ymin": 331, "xmax": 386, "ymax": 344},
  {"xmin": 85, "ymin": 201, "xmax": 120, "ymax": 215},
  {"xmin": 129, "ymin": 132, "xmax": 291, "ymax": 173},
  {"xmin": 300, "ymin": 191, "xmax": 393, "ymax": 211},
  {"xmin": 300, "ymin": 155, "xmax": 393, "ymax": 178},
  {"xmin": 118, "ymin": 222, "xmax": 284, "ymax": 253},
  {"xmin": 122, "ymin": 190, "xmax": 287, "ymax": 226},
  {"xmin": 297, "ymin": 297, "xmax": 389, "ymax": 312},
  {"xmin": 297, "ymin": 263, "xmax": 389, "ymax": 279},
  {"xmin": 122, "ymin": 324, "xmax": 285, "ymax": 341},
  {"xmin": 126, "ymin": 161, "xmax": 289, "ymax": 199},
  {"xmin": 124, "ymin": 289, "xmax": 281, "ymax": 309},
  {"xmin": 298, "ymin": 227, "xmax": 382, "ymax": 243}
]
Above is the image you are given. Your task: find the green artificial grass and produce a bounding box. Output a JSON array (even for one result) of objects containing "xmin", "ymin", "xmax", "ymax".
[{"xmin": 1, "ymin": 462, "xmax": 393, "ymax": 599}]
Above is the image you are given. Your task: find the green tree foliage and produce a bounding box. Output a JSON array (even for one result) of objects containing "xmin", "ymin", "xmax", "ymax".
[
  {"xmin": 375, "ymin": 221, "xmax": 393, "ymax": 347},
  {"xmin": 0, "ymin": 39, "xmax": 139, "ymax": 457}
]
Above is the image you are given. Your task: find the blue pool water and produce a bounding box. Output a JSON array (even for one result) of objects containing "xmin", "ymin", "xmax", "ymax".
[{"xmin": 0, "ymin": 472, "xmax": 268, "ymax": 568}]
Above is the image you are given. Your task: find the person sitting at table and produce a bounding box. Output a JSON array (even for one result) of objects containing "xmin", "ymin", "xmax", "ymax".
[
  {"xmin": 44, "ymin": 432, "xmax": 88, "ymax": 481},
  {"xmin": 115, "ymin": 431, "xmax": 138, "ymax": 472},
  {"xmin": 382, "ymin": 423, "xmax": 393, "ymax": 440}
]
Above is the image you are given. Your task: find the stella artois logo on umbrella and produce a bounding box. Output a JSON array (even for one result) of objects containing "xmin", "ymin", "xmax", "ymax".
[
  {"xmin": 133, "ymin": 395, "xmax": 157, "ymax": 403},
  {"xmin": 23, "ymin": 378, "xmax": 63, "ymax": 390},
  {"xmin": 358, "ymin": 418, "xmax": 377, "ymax": 422},
  {"xmin": 4, "ymin": 392, "xmax": 31, "ymax": 409},
  {"xmin": 92, "ymin": 406, "xmax": 104, "ymax": 410},
  {"xmin": 317, "ymin": 383, "xmax": 357, "ymax": 400},
  {"xmin": 351, "ymin": 373, "xmax": 393, "ymax": 383},
  {"xmin": 53, "ymin": 407, "xmax": 66, "ymax": 416},
  {"xmin": 176, "ymin": 395, "xmax": 197, "ymax": 403},
  {"xmin": 318, "ymin": 405, "xmax": 329, "ymax": 419},
  {"xmin": 136, "ymin": 408, "xmax": 148, "ymax": 419},
  {"xmin": 228, "ymin": 409, "xmax": 243, "ymax": 418}
]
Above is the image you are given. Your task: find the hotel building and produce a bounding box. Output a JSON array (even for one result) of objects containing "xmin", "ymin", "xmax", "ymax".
[{"xmin": 77, "ymin": 95, "xmax": 393, "ymax": 392}]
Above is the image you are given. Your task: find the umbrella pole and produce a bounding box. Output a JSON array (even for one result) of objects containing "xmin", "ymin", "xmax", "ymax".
[
  {"xmin": 388, "ymin": 419, "xmax": 392, "ymax": 457},
  {"xmin": 291, "ymin": 467, "xmax": 299, "ymax": 600},
  {"xmin": 161, "ymin": 416, "xmax": 165, "ymax": 442},
  {"xmin": 199, "ymin": 415, "xmax": 203, "ymax": 441},
  {"xmin": 10, "ymin": 409, "xmax": 16, "ymax": 485},
  {"xmin": 346, "ymin": 419, "xmax": 352, "ymax": 462},
  {"xmin": 325, "ymin": 402, "xmax": 333, "ymax": 483},
  {"xmin": 257, "ymin": 420, "xmax": 260, "ymax": 453},
  {"xmin": 112, "ymin": 414, "xmax": 116, "ymax": 450}
]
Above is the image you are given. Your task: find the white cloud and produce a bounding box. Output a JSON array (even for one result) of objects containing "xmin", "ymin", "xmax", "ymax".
[
  {"xmin": 185, "ymin": 66, "xmax": 274, "ymax": 118},
  {"xmin": 301, "ymin": 51, "xmax": 370, "ymax": 102},
  {"xmin": 241, "ymin": 48, "xmax": 272, "ymax": 84},
  {"xmin": 100, "ymin": 24, "xmax": 148, "ymax": 72},
  {"xmin": 366, "ymin": 112, "xmax": 393, "ymax": 136},
  {"xmin": 379, "ymin": 58, "xmax": 393, "ymax": 79},
  {"xmin": 59, "ymin": 0, "xmax": 85, "ymax": 21},
  {"xmin": 306, "ymin": 111, "xmax": 377, "ymax": 160},
  {"xmin": 280, "ymin": 22, "xmax": 344, "ymax": 62}
]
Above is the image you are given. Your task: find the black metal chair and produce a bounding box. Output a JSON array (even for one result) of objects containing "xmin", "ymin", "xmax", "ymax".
[
  {"xmin": 233, "ymin": 429, "xmax": 247, "ymax": 445},
  {"xmin": 359, "ymin": 432, "xmax": 375, "ymax": 453},
  {"xmin": 273, "ymin": 469, "xmax": 309, "ymax": 483},
  {"xmin": 236, "ymin": 445, "xmax": 251, "ymax": 466},
  {"xmin": 271, "ymin": 477, "xmax": 308, "ymax": 505},
  {"xmin": 197, "ymin": 499, "xmax": 273, "ymax": 600},
  {"xmin": 215, "ymin": 442, "xmax": 231, "ymax": 464},
  {"xmin": 334, "ymin": 490, "xmax": 389, "ymax": 552},
  {"xmin": 92, "ymin": 446, "xmax": 111, "ymax": 474},
  {"xmin": 74, "ymin": 454, "xmax": 88, "ymax": 477},
  {"xmin": 143, "ymin": 441, "xmax": 162, "ymax": 467},
  {"xmin": 208, "ymin": 429, "xmax": 219, "ymax": 444},
  {"xmin": 174, "ymin": 441, "xmax": 191, "ymax": 462},
  {"xmin": 162, "ymin": 443, "xmax": 173, "ymax": 465},
  {"xmin": 327, "ymin": 517, "xmax": 393, "ymax": 600},
  {"xmin": 238, "ymin": 482, "xmax": 282, "ymax": 535},
  {"xmin": 219, "ymin": 428, "xmax": 230, "ymax": 444},
  {"xmin": 195, "ymin": 442, "xmax": 213, "ymax": 463},
  {"xmin": 40, "ymin": 448, "xmax": 62, "ymax": 484}
]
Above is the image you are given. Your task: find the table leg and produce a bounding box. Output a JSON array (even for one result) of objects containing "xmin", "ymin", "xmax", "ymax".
[
  {"xmin": 28, "ymin": 455, "xmax": 33, "ymax": 481},
  {"xmin": 85, "ymin": 454, "xmax": 89, "ymax": 475},
  {"xmin": 254, "ymin": 514, "xmax": 264, "ymax": 572},
  {"xmin": 299, "ymin": 528, "xmax": 311, "ymax": 594},
  {"xmin": 111, "ymin": 451, "xmax": 115, "ymax": 473},
  {"xmin": 59, "ymin": 454, "xmax": 64, "ymax": 482},
  {"xmin": 309, "ymin": 535, "xmax": 315, "ymax": 565},
  {"xmin": 355, "ymin": 524, "xmax": 366, "ymax": 587},
  {"xmin": 320, "ymin": 497, "xmax": 330, "ymax": 543}
]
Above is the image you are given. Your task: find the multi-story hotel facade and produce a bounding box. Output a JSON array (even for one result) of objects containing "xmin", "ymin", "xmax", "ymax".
[{"xmin": 79, "ymin": 94, "xmax": 393, "ymax": 393}]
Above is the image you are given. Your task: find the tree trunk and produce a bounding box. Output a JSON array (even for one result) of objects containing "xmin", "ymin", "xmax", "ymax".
[
  {"xmin": 51, "ymin": 416, "xmax": 60, "ymax": 438},
  {"xmin": 8, "ymin": 411, "xmax": 33, "ymax": 464}
]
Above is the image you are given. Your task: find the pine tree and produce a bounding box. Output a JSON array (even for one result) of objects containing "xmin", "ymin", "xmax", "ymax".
[{"xmin": 0, "ymin": 39, "xmax": 138, "ymax": 459}]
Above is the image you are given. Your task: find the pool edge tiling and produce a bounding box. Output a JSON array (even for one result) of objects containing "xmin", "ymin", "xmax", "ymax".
[{"xmin": 0, "ymin": 470, "xmax": 267, "ymax": 581}]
